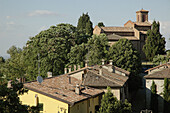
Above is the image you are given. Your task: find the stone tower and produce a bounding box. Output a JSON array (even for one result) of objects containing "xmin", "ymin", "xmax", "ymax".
[{"xmin": 136, "ymin": 9, "xmax": 149, "ymax": 22}]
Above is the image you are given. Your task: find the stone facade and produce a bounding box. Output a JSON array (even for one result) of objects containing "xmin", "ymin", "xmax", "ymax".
[
  {"xmin": 93, "ymin": 9, "xmax": 152, "ymax": 59},
  {"xmin": 144, "ymin": 62, "xmax": 170, "ymax": 113}
]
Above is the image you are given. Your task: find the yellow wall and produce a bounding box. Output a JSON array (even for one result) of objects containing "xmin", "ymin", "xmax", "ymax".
[
  {"xmin": 20, "ymin": 90, "xmax": 68, "ymax": 113},
  {"xmin": 103, "ymin": 88, "xmax": 120, "ymax": 100},
  {"xmin": 70, "ymin": 96, "xmax": 100, "ymax": 113}
]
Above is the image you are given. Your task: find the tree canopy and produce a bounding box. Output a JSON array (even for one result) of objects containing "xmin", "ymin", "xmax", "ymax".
[
  {"xmin": 143, "ymin": 20, "xmax": 166, "ymax": 61},
  {"xmin": 151, "ymin": 81, "xmax": 158, "ymax": 113},
  {"xmin": 68, "ymin": 34, "xmax": 108, "ymax": 66},
  {"xmin": 22, "ymin": 23, "xmax": 76, "ymax": 80},
  {"xmin": 1, "ymin": 46, "xmax": 25, "ymax": 80},
  {"xmin": 76, "ymin": 13, "xmax": 93, "ymax": 44},
  {"xmin": 98, "ymin": 87, "xmax": 132, "ymax": 113},
  {"xmin": 0, "ymin": 80, "xmax": 38, "ymax": 113},
  {"xmin": 108, "ymin": 38, "xmax": 141, "ymax": 75},
  {"xmin": 98, "ymin": 22, "xmax": 105, "ymax": 27}
]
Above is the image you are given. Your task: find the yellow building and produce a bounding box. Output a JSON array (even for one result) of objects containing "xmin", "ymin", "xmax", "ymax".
[{"xmin": 20, "ymin": 74, "xmax": 104, "ymax": 113}]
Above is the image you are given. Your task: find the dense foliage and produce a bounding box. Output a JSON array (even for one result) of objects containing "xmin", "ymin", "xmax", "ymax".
[
  {"xmin": 86, "ymin": 34, "xmax": 108, "ymax": 65},
  {"xmin": 98, "ymin": 22, "xmax": 105, "ymax": 27},
  {"xmin": 108, "ymin": 38, "xmax": 142, "ymax": 91},
  {"xmin": 98, "ymin": 87, "xmax": 132, "ymax": 113},
  {"xmin": 0, "ymin": 56, "xmax": 5, "ymax": 77},
  {"xmin": 68, "ymin": 34, "xmax": 108, "ymax": 66},
  {"xmin": 143, "ymin": 20, "xmax": 166, "ymax": 61},
  {"xmin": 152, "ymin": 54, "xmax": 170, "ymax": 65},
  {"xmin": 22, "ymin": 23, "xmax": 76, "ymax": 80},
  {"xmin": 0, "ymin": 80, "xmax": 39, "ymax": 113},
  {"xmin": 1, "ymin": 46, "xmax": 25, "ymax": 80},
  {"xmin": 108, "ymin": 38, "xmax": 141, "ymax": 75},
  {"xmin": 163, "ymin": 78, "xmax": 170, "ymax": 113},
  {"xmin": 150, "ymin": 81, "xmax": 158, "ymax": 113},
  {"xmin": 76, "ymin": 13, "xmax": 93, "ymax": 44}
]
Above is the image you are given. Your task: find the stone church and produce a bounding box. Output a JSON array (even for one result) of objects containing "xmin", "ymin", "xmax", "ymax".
[{"xmin": 93, "ymin": 9, "xmax": 152, "ymax": 59}]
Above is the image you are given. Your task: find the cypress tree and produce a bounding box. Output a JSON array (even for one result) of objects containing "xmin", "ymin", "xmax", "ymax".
[
  {"xmin": 143, "ymin": 20, "xmax": 166, "ymax": 61},
  {"xmin": 77, "ymin": 13, "xmax": 93, "ymax": 37},
  {"xmin": 163, "ymin": 78, "xmax": 170, "ymax": 113},
  {"xmin": 151, "ymin": 81, "xmax": 158, "ymax": 113},
  {"xmin": 98, "ymin": 87, "xmax": 132, "ymax": 113}
]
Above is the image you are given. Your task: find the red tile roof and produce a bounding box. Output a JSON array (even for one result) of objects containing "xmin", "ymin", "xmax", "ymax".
[{"xmin": 24, "ymin": 74, "xmax": 104, "ymax": 106}]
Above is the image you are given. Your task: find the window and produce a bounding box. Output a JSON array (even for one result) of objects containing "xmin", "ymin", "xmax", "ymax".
[{"xmin": 142, "ymin": 15, "xmax": 146, "ymax": 22}]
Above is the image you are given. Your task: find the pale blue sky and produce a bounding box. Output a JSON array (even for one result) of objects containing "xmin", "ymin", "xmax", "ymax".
[{"xmin": 0, "ymin": 0, "xmax": 170, "ymax": 58}]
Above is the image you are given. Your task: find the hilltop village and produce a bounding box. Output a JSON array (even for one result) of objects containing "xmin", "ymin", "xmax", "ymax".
[{"xmin": 0, "ymin": 9, "xmax": 169, "ymax": 113}]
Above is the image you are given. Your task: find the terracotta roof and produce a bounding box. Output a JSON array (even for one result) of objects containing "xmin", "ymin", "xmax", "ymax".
[
  {"xmin": 101, "ymin": 27, "xmax": 134, "ymax": 32},
  {"xmin": 107, "ymin": 34, "xmax": 138, "ymax": 41},
  {"xmin": 144, "ymin": 68, "xmax": 170, "ymax": 79},
  {"xmin": 24, "ymin": 74, "xmax": 104, "ymax": 106},
  {"xmin": 114, "ymin": 66, "xmax": 130, "ymax": 75},
  {"xmin": 145, "ymin": 63, "xmax": 170, "ymax": 72},
  {"xmin": 134, "ymin": 22, "xmax": 151, "ymax": 26},
  {"xmin": 83, "ymin": 65, "xmax": 128, "ymax": 87},
  {"xmin": 136, "ymin": 9, "xmax": 149, "ymax": 13}
]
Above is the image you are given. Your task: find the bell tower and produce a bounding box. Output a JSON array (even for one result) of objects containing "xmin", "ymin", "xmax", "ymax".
[{"xmin": 136, "ymin": 9, "xmax": 149, "ymax": 22}]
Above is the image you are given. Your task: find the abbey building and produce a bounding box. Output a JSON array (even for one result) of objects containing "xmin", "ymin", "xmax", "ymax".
[{"xmin": 93, "ymin": 9, "xmax": 152, "ymax": 59}]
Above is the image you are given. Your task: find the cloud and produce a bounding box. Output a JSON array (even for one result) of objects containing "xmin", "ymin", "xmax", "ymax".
[
  {"xmin": 28, "ymin": 10, "xmax": 58, "ymax": 17},
  {"xmin": 6, "ymin": 21, "xmax": 15, "ymax": 25}
]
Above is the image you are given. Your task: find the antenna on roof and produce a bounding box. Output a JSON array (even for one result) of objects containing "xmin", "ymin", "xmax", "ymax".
[{"xmin": 37, "ymin": 76, "xmax": 43, "ymax": 84}]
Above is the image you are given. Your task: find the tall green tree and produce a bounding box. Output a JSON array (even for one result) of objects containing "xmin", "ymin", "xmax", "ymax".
[
  {"xmin": 150, "ymin": 81, "xmax": 158, "ymax": 113},
  {"xmin": 76, "ymin": 13, "xmax": 93, "ymax": 44},
  {"xmin": 108, "ymin": 38, "xmax": 142, "ymax": 91},
  {"xmin": 68, "ymin": 34, "xmax": 108, "ymax": 66},
  {"xmin": 98, "ymin": 22, "xmax": 105, "ymax": 27},
  {"xmin": 0, "ymin": 56, "xmax": 5, "ymax": 77},
  {"xmin": 22, "ymin": 23, "xmax": 76, "ymax": 81},
  {"xmin": 163, "ymin": 78, "xmax": 170, "ymax": 113},
  {"xmin": 98, "ymin": 87, "xmax": 132, "ymax": 113},
  {"xmin": 143, "ymin": 20, "xmax": 166, "ymax": 61},
  {"xmin": 108, "ymin": 38, "xmax": 141, "ymax": 76},
  {"xmin": 1, "ymin": 46, "xmax": 25, "ymax": 80},
  {"xmin": 86, "ymin": 34, "xmax": 109, "ymax": 65},
  {"xmin": 68, "ymin": 43, "xmax": 87, "ymax": 66}
]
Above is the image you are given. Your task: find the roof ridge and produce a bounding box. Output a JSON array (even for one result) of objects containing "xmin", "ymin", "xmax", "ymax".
[{"xmin": 88, "ymin": 70, "xmax": 121, "ymax": 86}]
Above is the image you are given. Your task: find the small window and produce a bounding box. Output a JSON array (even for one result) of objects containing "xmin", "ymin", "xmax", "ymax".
[{"xmin": 142, "ymin": 15, "xmax": 146, "ymax": 22}]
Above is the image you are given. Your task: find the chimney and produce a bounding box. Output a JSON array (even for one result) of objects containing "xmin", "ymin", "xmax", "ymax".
[
  {"xmin": 99, "ymin": 66, "xmax": 102, "ymax": 75},
  {"xmin": 78, "ymin": 65, "xmax": 81, "ymax": 70},
  {"xmin": 68, "ymin": 75, "xmax": 71, "ymax": 84},
  {"xmin": 101, "ymin": 59, "xmax": 105, "ymax": 65},
  {"xmin": 85, "ymin": 60, "xmax": 89, "ymax": 67},
  {"xmin": 68, "ymin": 66, "xmax": 72, "ymax": 73},
  {"xmin": 82, "ymin": 73, "xmax": 84, "ymax": 82},
  {"xmin": 47, "ymin": 72, "xmax": 52, "ymax": 78},
  {"xmin": 7, "ymin": 80, "xmax": 12, "ymax": 88},
  {"xmin": 74, "ymin": 65, "xmax": 77, "ymax": 71},
  {"xmin": 109, "ymin": 60, "xmax": 113, "ymax": 65},
  {"xmin": 75, "ymin": 84, "xmax": 81, "ymax": 95},
  {"xmin": 64, "ymin": 68, "xmax": 67, "ymax": 74},
  {"xmin": 21, "ymin": 77, "xmax": 26, "ymax": 83}
]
